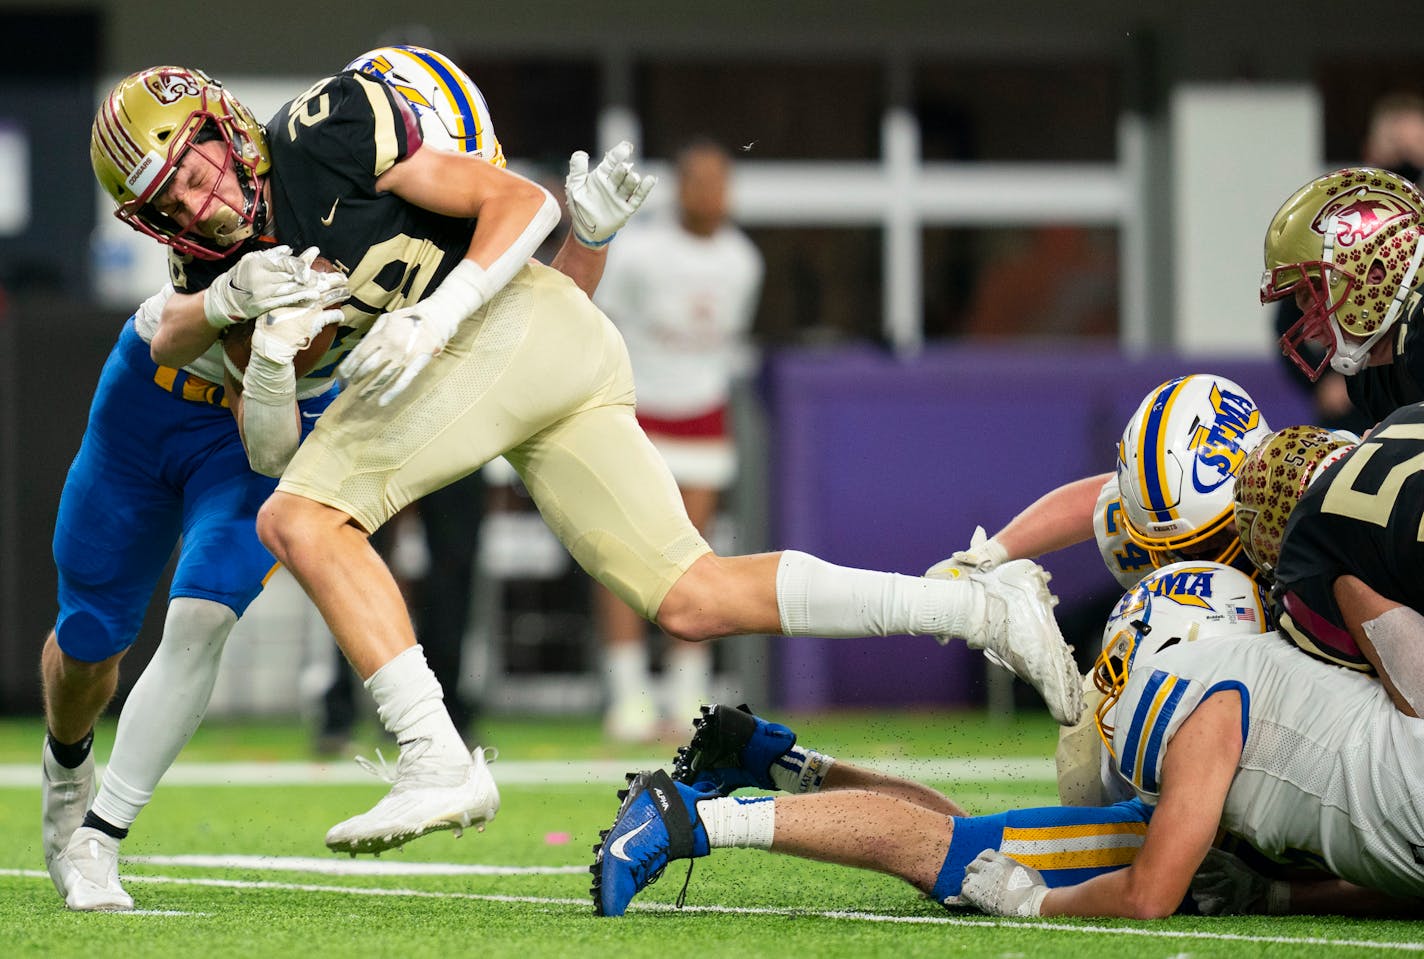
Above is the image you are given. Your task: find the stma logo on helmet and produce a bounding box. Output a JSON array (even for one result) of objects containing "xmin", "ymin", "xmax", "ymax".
[
  {"xmin": 1185, "ymin": 383, "xmax": 1262, "ymax": 494},
  {"xmin": 1309, "ymin": 187, "xmax": 1416, "ymax": 248},
  {"xmin": 1130, "ymin": 565, "xmax": 1220, "ymax": 611}
]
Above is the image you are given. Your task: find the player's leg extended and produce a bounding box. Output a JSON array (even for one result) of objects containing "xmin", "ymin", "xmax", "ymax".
[
  {"xmin": 510, "ymin": 380, "xmax": 1080, "ymax": 723},
  {"xmin": 263, "ymin": 266, "xmax": 610, "ymax": 852},
  {"xmin": 593, "ymin": 777, "xmax": 1019, "ymax": 917},
  {"xmin": 671, "ymin": 703, "xmax": 964, "ymax": 814}
]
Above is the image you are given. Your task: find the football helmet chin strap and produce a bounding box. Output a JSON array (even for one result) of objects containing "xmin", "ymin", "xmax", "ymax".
[{"xmin": 204, "ymin": 165, "xmax": 268, "ymax": 249}]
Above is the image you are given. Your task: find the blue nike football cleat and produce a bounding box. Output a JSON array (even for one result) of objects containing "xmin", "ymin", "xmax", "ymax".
[
  {"xmin": 670, "ymin": 703, "xmax": 797, "ymax": 795},
  {"xmin": 590, "ymin": 769, "xmax": 710, "ymax": 917}
]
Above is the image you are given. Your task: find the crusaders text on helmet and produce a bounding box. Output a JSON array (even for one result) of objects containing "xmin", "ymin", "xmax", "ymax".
[
  {"xmin": 1232, "ymin": 425, "xmax": 1357, "ymax": 579},
  {"xmin": 1261, "ymin": 167, "xmax": 1424, "ymax": 380},
  {"xmin": 1092, "ymin": 561, "xmax": 1268, "ymax": 757},
  {"xmin": 91, "ymin": 66, "xmax": 270, "ymax": 260},
  {"xmin": 344, "ymin": 45, "xmax": 504, "ymax": 166},
  {"xmin": 1117, "ymin": 374, "xmax": 1270, "ymax": 571}
]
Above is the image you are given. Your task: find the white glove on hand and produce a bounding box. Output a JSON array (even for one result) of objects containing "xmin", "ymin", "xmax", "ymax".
[
  {"xmin": 566, "ymin": 140, "xmax": 657, "ymax": 248},
  {"xmin": 204, "ymin": 246, "xmax": 343, "ymax": 330},
  {"xmin": 954, "ymin": 525, "xmax": 1010, "ymax": 571},
  {"xmin": 960, "ymin": 849, "xmax": 1049, "ymax": 918},
  {"xmin": 250, "ymin": 303, "xmax": 343, "ymax": 367},
  {"xmin": 1191, "ymin": 848, "xmax": 1289, "ymax": 916},
  {"xmin": 923, "ymin": 526, "xmax": 1010, "ymax": 647},
  {"xmin": 335, "ymin": 306, "xmax": 451, "ymax": 406},
  {"xmin": 336, "ymin": 259, "xmax": 490, "ymax": 406}
]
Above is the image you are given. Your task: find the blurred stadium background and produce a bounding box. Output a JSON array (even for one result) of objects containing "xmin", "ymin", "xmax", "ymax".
[{"xmin": 0, "ymin": 1, "xmax": 1416, "ymax": 726}]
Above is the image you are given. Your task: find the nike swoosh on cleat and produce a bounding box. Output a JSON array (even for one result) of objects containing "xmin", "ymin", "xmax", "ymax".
[{"xmin": 608, "ymin": 819, "xmax": 653, "ymax": 862}]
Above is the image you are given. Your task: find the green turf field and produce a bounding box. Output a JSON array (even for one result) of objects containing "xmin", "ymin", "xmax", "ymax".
[{"xmin": 1, "ymin": 712, "xmax": 1417, "ymax": 958}]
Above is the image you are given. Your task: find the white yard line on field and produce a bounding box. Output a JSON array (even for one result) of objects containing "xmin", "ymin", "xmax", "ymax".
[
  {"xmin": 0, "ymin": 868, "xmax": 1418, "ymax": 952},
  {"xmin": 0, "ymin": 757, "xmax": 1055, "ymax": 788},
  {"xmin": 124, "ymin": 854, "xmax": 587, "ymax": 875}
]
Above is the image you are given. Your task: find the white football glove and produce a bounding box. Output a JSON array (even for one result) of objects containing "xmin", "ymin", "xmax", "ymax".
[
  {"xmin": 336, "ymin": 306, "xmax": 450, "ymax": 406},
  {"xmin": 1190, "ymin": 848, "xmax": 1290, "ymax": 916},
  {"xmin": 923, "ymin": 526, "xmax": 1011, "ymax": 647},
  {"xmin": 204, "ymin": 246, "xmax": 346, "ymax": 330},
  {"xmin": 565, "ymin": 140, "xmax": 657, "ymax": 249},
  {"xmin": 926, "ymin": 526, "xmax": 1010, "ymax": 580},
  {"xmin": 337, "ymin": 258, "xmax": 494, "ymax": 406},
  {"xmin": 960, "ymin": 849, "xmax": 1049, "ymax": 917},
  {"xmin": 250, "ymin": 302, "xmax": 343, "ymax": 367}
]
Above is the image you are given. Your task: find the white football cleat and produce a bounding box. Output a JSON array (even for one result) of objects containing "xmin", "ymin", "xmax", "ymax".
[
  {"xmin": 42, "ymin": 741, "xmax": 96, "ymax": 898},
  {"xmin": 53, "ymin": 826, "xmax": 133, "ymax": 912},
  {"xmin": 325, "ymin": 741, "xmax": 500, "ymax": 855},
  {"xmin": 968, "ymin": 560, "xmax": 1084, "ymax": 726}
]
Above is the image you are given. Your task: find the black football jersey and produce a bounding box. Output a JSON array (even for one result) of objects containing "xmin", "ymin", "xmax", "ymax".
[
  {"xmin": 1345, "ymin": 298, "xmax": 1424, "ymax": 424},
  {"xmin": 1274, "ymin": 402, "xmax": 1424, "ymax": 670},
  {"xmin": 169, "ymin": 71, "xmax": 474, "ymax": 333},
  {"xmin": 266, "ymin": 71, "xmax": 475, "ymax": 329}
]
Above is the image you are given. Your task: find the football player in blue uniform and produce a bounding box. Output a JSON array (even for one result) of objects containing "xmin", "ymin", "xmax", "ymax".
[
  {"xmin": 49, "ymin": 50, "xmax": 657, "ymax": 911},
  {"xmin": 92, "ymin": 62, "xmax": 1083, "ymax": 869},
  {"xmin": 591, "ymin": 562, "xmax": 1424, "ymax": 919},
  {"xmin": 930, "ymin": 373, "xmax": 1273, "ymax": 809}
]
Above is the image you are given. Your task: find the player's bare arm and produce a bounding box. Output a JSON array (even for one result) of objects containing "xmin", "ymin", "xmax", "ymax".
[
  {"xmin": 376, "ymin": 144, "xmax": 558, "ymax": 265},
  {"xmin": 1041, "ymin": 691, "xmax": 1242, "ymax": 918},
  {"xmin": 993, "ymin": 472, "xmax": 1114, "ymax": 561},
  {"xmin": 151, "ymin": 290, "xmax": 220, "ymax": 367}
]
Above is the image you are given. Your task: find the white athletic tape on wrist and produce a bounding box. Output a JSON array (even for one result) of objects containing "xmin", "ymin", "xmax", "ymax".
[
  {"xmin": 240, "ymin": 354, "xmax": 299, "ymax": 477},
  {"xmin": 438, "ymin": 188, "xmax": 562, "ymax": 324}
]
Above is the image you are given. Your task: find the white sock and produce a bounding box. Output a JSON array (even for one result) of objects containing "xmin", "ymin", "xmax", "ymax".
[
  {"xmin": 768, "ymin": 746, "xmax": 836, "ymax": 794},
  {"xmin": 698, "ymin": 795, "xmax": 775, "ymax": 849},
  {"xmin": 605, "ymin": 642, "xmax": 653, "ymax": 709},
  {"xmin": 365, "ymin": 645, "xmax": 468, "ymax": 762},
  {"xmin": 91, "ymin": 598, "xmax": 236, "ymax": 829},
  {"xmin": 664, "ymin": 641, "xmax": 712, "ymax": 722},
  {"xmin": 774, "ymin": 550, "xmax": 988, "ymax": 638}
]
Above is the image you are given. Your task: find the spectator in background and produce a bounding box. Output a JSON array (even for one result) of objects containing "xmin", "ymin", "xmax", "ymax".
[
  {"xmin": 1272, "ymin": 91, "xmax": 1424, "ymax": 436},
  {"xmin": 592, "ymin": 139, "xmax": 765, "ymax": 741}
]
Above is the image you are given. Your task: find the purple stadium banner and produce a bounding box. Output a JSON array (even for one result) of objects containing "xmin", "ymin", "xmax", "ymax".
[{"xmin": 764, "ymin": 343, "xmax": 1314, "ymax": 711}]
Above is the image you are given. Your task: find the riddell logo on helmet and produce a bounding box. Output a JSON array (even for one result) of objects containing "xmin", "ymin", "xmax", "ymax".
[
  {"xmin": 144, "ymin": 72, "xmax": 201, "ymax": 105},
  {"xmin": 1310, "ymin": 187, "xmax": 1415, "ymax": 248}
]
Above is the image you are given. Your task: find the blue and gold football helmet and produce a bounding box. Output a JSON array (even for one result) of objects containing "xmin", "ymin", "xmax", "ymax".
[
  {"xmin": 1092, "ymin": 561, "xmax": 1269, "ymax": 756},
  {"xmin": 1117, "ymin": 374, "xmax": 1271, "ymax": 572},
  {"xmin": 344, "ymin": 45, "xmax": 504, "ymax": 167}
]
